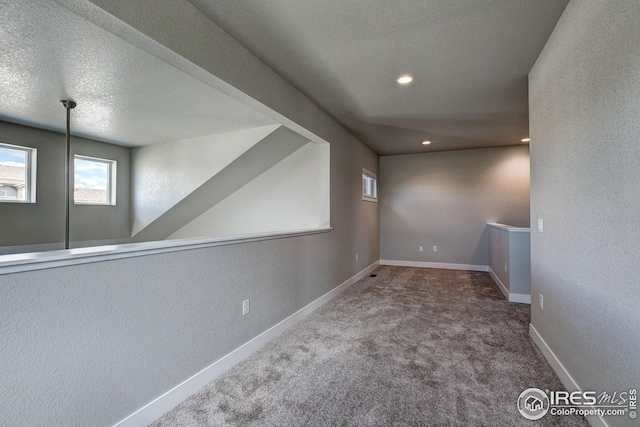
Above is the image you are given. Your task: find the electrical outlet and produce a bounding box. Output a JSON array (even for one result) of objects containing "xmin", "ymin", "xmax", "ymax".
[
  {"xmin": 242, "ymin": 299, "xmax": 250, "ymax": 316},
  {"xmin": 419, "ymin": 246, "xmax": 423, "ymax": 252},
  {"xmin": 433, "ymin": 246, "xmax": 438, "ymax": 253},
  {"xmin": 355, "ymin": 253, "xmax": 359, "ymax": 261},
  {"xmin": 539, "ymin": 294, "xmax": 544, "ymax": 310},
  {"xmin": 538, "ymin": 218, "xmax": 544, "ymax": 233}
]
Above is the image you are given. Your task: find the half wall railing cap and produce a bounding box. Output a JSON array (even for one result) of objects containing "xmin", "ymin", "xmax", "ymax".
[{"xmin": 487, "ymin": 223, "xmax": 531, "ymax": 232}]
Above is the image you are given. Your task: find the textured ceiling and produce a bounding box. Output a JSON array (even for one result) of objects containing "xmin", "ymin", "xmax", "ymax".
[
  {"xmin": 0, "ymin": 0, "xmax": 276, "ymax": 146},
  {"xmin": 189, "ymin": 0, "xmax": 569, "ymax": 155}
]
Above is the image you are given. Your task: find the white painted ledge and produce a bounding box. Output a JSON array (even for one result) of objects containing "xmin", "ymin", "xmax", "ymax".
[
  {"xmin": 0, "ymin": 227, "xmax": 332, "ymax": 275},
  {"xmin": 487, "ymin": 222, "xmax": 530, "ymax": 233}
]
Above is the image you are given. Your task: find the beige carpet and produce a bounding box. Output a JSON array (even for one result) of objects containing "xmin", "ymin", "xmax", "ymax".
[{"xmin": 151, "ymin": 266, "xmax": 588, "ymax": 426}]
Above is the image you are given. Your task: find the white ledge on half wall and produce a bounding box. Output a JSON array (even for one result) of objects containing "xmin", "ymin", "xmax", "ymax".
[
  {"xmin": 0, "ymin": 227, "xmax": 333, "ymax": 275},
  {"xmin": 487, "ymin": 222, "xmax": 531, "ymax": 232}
]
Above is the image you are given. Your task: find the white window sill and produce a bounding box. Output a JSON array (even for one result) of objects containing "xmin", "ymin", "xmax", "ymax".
[
  {"xmin": 0, "ymin": 227, "xmax": 333, "ymax": 275},
  {"xmin": 362, "ymin": 195, "xmax": 378, "ymax": 203}
]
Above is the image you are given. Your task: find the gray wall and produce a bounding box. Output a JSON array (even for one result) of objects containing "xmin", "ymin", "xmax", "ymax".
[
  {"xmin": 529, "ymin": 1, "xmax": 640, "ymax": 425},
  {"xmin": 488, "ymin": 226, "xmax": 511, "ymax": 287},
  {"xmin": 169, "ymin": 141, "xmax": 330, "ymax": 239},
  {"xmin": 0, "ymin": 120, "xmax": 132, "ymax": 253},
  {"xmin": 509, "ymin": 232, "xmax": 531, "ymax": 296},
  {"xmin": 0, "ymin": 121, "xmax": 65, "ymax": 251},
  {"xmin": 0, "ymin": 2, "xmax": 379, "ymax": 427},
  {"xmin": 131, "ymin": 126, "xmax": 312, "ymax": 242},
  {"xmin": 130, "ymin": 125, "xmax": 279, "ymax": 237},
  {"xmin": 488, "ymin": 225, "xmax": 531, "ymax": 296},
  {"xmin": 380, "ymin": 145, "xmax": 530, "ymax": 266}
]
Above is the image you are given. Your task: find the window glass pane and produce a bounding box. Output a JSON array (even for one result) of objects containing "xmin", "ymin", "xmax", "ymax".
[
  {"xmin": 74, "ymin": 157, "xmax": 112, "ymax": 204},
  {"xmin": 362, "ymin": 170, "xmax": 378, "ymax": 201},
  {"xmin": 0, "ymin": 145, "xmax": 28, "ymax": 201}
]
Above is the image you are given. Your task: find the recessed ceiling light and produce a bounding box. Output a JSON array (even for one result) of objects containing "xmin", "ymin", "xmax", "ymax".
[
  {"xmin": 422, "ymin": 140, "xmax": 431, "ymax": 145},
  {"xmin": 521, "ymin": 138, "xmax": 531, "ymax": 142},
  {"xmin": 396, "ymin": 75, "xmax": 413, "ymax": 84}
]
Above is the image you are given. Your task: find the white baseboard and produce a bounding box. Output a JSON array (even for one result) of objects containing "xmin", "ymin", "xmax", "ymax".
[
  {"xmin": 488, "ymin": 267, "xmax": 531, "ymax": 304},
  {"xmin": 529, "ymin": 324, "xmax": 608, "ymax": 427},
  {"xmin": 112, "ymin": 261, "xmax": 380, "ymax": 427},
  {"xmin": 509, "ymin": 293, "xmax": 531, "ymax": 304},
  {"xmin": 380, "ymin": 259, "xmax": 488, "ymax": 272},
  {"xmin": 489, "ymin": 267, "xmax": 510, "ymax": 299}
]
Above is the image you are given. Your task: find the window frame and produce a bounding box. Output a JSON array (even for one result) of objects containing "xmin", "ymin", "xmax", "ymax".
[
  {"xmin": 362, "ymin": 168, "xmax": 378, "ymax": 203},
  {"xmin": 73, "ymin": 155, "xmax": 117, "ymax": 206},
  {"xmin": 0, "ymin": 142, "xmax": 37, "ymax": 203}
]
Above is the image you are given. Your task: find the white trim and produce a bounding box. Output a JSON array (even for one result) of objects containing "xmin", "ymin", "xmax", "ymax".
[
  {"xmin": 509, "ymin": 293, "xmax": 531, "ymax": 304},
  {"xmin": 529, "ymin": 324, "xmax": 609, "ymax": 427},
  {"xmin": 487, "ymin": 222, "xmax": 530, "ymax": 233},
  {"xmin": 489, "ymin": 267, "xmax": 509, "ymax": 299},
  {"xmin": 488, "ymin": 267, "xmax": 531, "ymax": 304},
  {"xmin": 0, "ymin": 227, "xmax": 332, "ymax": 275},
  {"xmin": 380, "ymin": 259, "xmax": 488, "ymax": 272},
  {"xmin": 112, "ymin": 261, "xmax": 380, "ymax": 427},
  {"xmin": 362, "ymin": 168, "xmax": 376, "ymax": 178}
]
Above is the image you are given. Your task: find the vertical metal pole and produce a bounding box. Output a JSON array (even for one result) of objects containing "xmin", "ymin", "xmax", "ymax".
[{"xmin": 61, "ymin": 100, "xmax": 76, "ymax": 250}]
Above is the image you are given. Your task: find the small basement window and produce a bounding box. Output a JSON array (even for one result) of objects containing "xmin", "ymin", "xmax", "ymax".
[
  {"xmin": 362, "ymin": 168, "xmax": 377, "ymax": 202},
  {"xmin": 74, "ymin": 155, "xmax": 116, "ymax": 205},
  {"xmin": 0, "ymin": 142, "xmax": 37, "ymax": 203}
]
